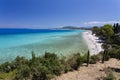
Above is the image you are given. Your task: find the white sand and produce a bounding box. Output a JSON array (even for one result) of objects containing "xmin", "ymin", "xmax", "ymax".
[{"xmin": 83, "ymin": 31, "xmax": 103, "ymax": 55}]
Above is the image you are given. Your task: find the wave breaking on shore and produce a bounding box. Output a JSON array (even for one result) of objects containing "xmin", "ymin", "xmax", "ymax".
[{"xmin": 83, "ymin": 31, "xmax": 104, "ymax": 55}]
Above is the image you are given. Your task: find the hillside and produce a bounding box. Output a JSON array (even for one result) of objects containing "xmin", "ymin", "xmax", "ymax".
[
  {"xmin": 59, "ymin": 26, "xmax": 91, "ymax": 30},
  {"xmin": 53, "ymin": 58, "xmax": 120, "ymax": 80}
]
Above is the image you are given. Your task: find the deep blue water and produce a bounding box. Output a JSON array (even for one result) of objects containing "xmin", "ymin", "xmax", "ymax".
[{"xmin": 0, "ymin": 28, "xmax": 74, "ymax": 35}]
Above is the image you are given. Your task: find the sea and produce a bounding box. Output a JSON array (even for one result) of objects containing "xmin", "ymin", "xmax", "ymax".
[{"xmin": 0, "ymin": 29, "xmax": 88, "ymax": 63}]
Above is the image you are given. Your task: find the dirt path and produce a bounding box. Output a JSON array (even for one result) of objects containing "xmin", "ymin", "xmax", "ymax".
[{"xmin": 52, "ymin": 58, "xmax": 120, "ymax": 80}]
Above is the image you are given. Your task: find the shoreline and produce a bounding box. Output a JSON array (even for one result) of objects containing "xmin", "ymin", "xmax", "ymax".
[{"xmin": 82, "ymin": 31, "xmax": 103, "ymax": 55}]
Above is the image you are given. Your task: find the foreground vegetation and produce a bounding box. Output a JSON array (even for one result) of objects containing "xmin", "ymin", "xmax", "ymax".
[
  {"xmin": 0, "ymin": 51, "xmax": 94, "ymax": 80},
  {"xmin": 0, "ymin": 50, "xmax": 118, "ymax": 80}
]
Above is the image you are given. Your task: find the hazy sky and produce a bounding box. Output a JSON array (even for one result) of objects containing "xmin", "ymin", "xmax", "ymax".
[{"xmin": 0, "ymin": 0, "xmax": 120, "ymax": 28}]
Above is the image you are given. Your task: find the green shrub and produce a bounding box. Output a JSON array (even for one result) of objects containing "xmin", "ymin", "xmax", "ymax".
[
  {"xmin": 105, "ymin": 48, "xmax": 120, "ymax": 60},
  {"xmin": 14, "ymin": 65, "xmax": 31, "ymax": 79},
  {"xmin": 81, "ymin": 53, "xmax": 88, "ymax": 63},
  {"xmin": 0, "ymin": 52, "xmax": 85, "ymax": 80},
  {"xmin": 90, "ymin": 55, "xmax": 100, "ymax": 64},
  {"xmin": 104, "ymin": 68, "xmax": 116, "ymax": 80},
  {"xmin": 66, "ymin": 53, "xmax": 83, "ymax": 70},
  {"xmin": 0, "ymin": 62, "xmax": 11, "ymax": 73}
]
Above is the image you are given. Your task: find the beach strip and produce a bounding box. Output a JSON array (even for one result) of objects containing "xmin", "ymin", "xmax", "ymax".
[{"xmin": 83, "ymin": 31, "xmax": 103, "ymax": 55}]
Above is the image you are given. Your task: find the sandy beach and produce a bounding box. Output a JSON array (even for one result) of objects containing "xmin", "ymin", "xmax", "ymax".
[{"xmin": 83, "ymin": 31, "xmax": 103, "ymax": 55}]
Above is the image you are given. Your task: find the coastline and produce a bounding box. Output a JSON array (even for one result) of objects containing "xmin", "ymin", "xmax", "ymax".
[{"xmin": 82, "ymin": 31, "xmax": 103, "ymax": 55}]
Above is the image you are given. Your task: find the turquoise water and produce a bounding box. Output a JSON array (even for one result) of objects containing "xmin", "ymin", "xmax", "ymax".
[{"xmin": 0, "ymin": 30, "xmax": 88, "ymax": 63}]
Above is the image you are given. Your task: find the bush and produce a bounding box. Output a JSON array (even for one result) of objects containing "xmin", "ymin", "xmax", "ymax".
[
  {"xmin": 0, "ymin": 62, "xmax": 11, "ymax": 73},
  {"xmin": 81, "ymin": 53, "xmax": 88, "ymax": 63},
  {"xmin": 30, "ymin": 52, "xmax": 65, "ymax": 79},
  {"xmin": 90, "ymin": 55, "xmax": 100, "ymax": 64},
  {"xmin": 105, "ymin": 48, "xmax": 120, "ymax": 60},
  {"xmin": 14, "ymin": 65, "xmax": 31, "ymax": 79},
  {"xmin": 66, "ymin": 53, "xmax": 83, "ymax": 70},
  {"xmin": 104, "ymin": 68, "xmax": 116, "ymax": 80},
  {"xmin": 0, "ymin": 52, "xmax": 85, "ymax": 80}
]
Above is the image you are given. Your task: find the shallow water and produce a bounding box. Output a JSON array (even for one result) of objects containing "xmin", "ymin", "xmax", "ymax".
[{"xmin": 0, "ymin": 29, "xmax": 88, "ymax": 63}]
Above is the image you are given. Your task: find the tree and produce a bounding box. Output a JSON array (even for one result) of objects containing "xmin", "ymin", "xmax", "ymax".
[
  {"xmin": 92, "ymin": 26, "xmax": 100, "ymax": 36},
  {"xmin": 102, "ymin": 44, "xmax": 110, "ymax": 63},
  {"xmin": 101, "ymin": 24, "xmax": 114, "ymax": 43},
  {"xmin": 102, "ymin": 50, "xmax": 106, "ymax": 63},
  {"xmin": 113, "ymin": 23, "xmax": 120, "ymax": 34},
  {"xmin": 101, "ymin": 24, "xmax": 114, "ymax": 38},
  {"xmin": 87, "ymin": 50, "xmax": 90, "ymax": 67},
  {"xmin": 113, "ymin": 23, "xmax": 120, "ymax": 45},
  {"xmin": 114, "ymin": 34, "xmax": 120, "ymax": 45},
  {"xmin": 32, "ymin": 51, "xmax": 36, "ymax": 61}
]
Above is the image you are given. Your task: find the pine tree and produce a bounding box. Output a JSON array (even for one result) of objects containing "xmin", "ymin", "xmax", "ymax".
[{"xmin": 114, "ymin": 23, "xmax": 120, "ymax": 34}]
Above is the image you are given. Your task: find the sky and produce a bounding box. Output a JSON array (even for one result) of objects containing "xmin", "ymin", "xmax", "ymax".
[{"xmin": 0, "ymin": 0, "xmax": 120, "ymax": 29}]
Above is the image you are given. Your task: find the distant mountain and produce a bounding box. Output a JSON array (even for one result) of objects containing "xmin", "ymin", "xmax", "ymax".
[
  {"xmin": 59, "ymin": 26, "xmax": 91, "ymax": 30},
  {"xmin": 61, "ymin": 26, "xmax": 81, "ymax": 29}
]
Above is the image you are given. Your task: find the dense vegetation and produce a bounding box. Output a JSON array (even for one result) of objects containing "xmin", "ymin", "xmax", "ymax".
[
  {"xmin": 0, "ymin": 51, "xmax": 93, "ymax": 80},
  {"xmin": 92, "ymin": 23, "xmax": 120, "ymax": 61},
  {"xmin": 0, "ymin": 50, "xmax": 104, "ymax": 80}
]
